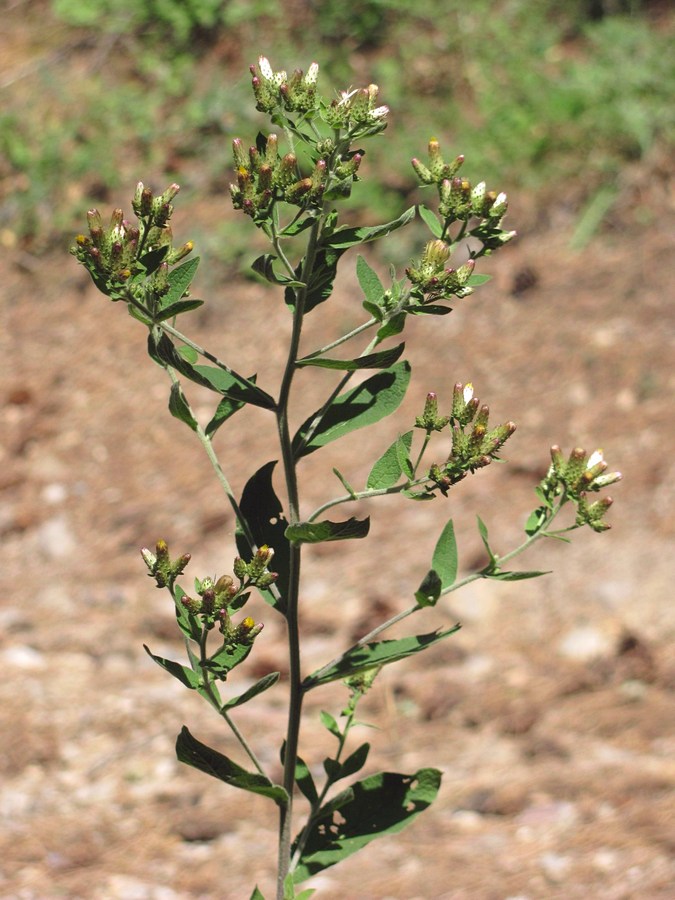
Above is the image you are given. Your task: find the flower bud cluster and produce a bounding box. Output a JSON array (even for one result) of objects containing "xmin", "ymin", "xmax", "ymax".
[
  {"xmin": 71, "ymin": 183, "xmax": 193, "ymax": 295},
  {"xmin": 411, "ymin": 138, "xmax": 516, "ymax": 250},
  {"xmin": 230, "ymin": 134, "xmax": 328, "ymax": 219},
  {"xmin": 323, "ymin": 84, "xmax": 389, "ymax": 136},
  {"xmin": 250, "ymin": 56, "xmax": 319, "ymax": 114},
  {"xmin": 546, "ymin": 446, "xmax": 621, "ymax": 532},
  {"xmin": 141, "ymin": 539, "xmax": 191, "ymax": 589},
  {"xmin": 406, "ymin": 240, "xmax": 476, "ymax": 301},
  {"xmin": 415, "ymin": 392, "xmax": 450, "ymax": 433},
  {"xmin": 427, "ymin": 384, "xmax": 516, "ymax": 495}
]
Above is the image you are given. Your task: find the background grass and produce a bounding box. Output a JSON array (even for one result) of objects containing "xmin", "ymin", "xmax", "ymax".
[{"xmin": 0, "ymin": 0, "xmax": 672, "ymax": 257}]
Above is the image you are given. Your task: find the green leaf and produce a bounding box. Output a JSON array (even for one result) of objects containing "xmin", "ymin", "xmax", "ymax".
[
  {"xmin": 249, "ymin": 888, "xmax": 266, "ymax": 900},
  {"xmin": 332, "ymin": 468, "xmax": 356, "ymax": 498},
  {"xmin": 375, "ymin": 312, "xmax": 406, "ymax": 343},
  {"xmin": 485, "ymin": 570, "xmax": 551, "ymax": 581},
  {"xmin": 322, "ymin": 207, "xmax": 416, "ymax": 249},
  {"xmin": 204, "ymin": 641, "xmax": 254, "ymax": 678},
  {"xmin": 304, "ymin": 626, "xmax": 461, "ymax": 689},
  {"xmin": 395, "ymin": 432, "xmax": 414, "ymax": 480},
  {"xmin": 296, "ymin": 343, "xmax": 405, "ymax": 371},
  {"xmin": 409, "ymin": 303, "xmax": 453, "ymax": 316},
  {"xmin": 148, "ymin": 333, "xmax": 275, "ymax": 410},
  {"xmin": 143, "ymin": 645, "xmax": 201, "ymax": 690},
  {"xmin": 152, "ymin": 298, "xmax": 204, "ymax": 322},
  {"xmin": 252, "ymin": 254, "xmax": 305, "ymax": 287},
  {"xmin": 285, "ymin": 245, "xmax": 348, "ymax": 314},
  {"xmin": 292, "ymin": 768, "xmax": 442, "ymax": 882},
  {"xmin": 221, "ymin": 672, "xmax": 280, "ymax": 710},
  {"xmin": 525, "ymin": 506, "xmax": 548, "ymax": 536},
  {"xmin": 418, "ymin": 205, "xmax": 443, "ymax": 238},
  {"xmin": 294, "ymin": 754, "xmax": 319, "ymax": 805},
  {"xmin": 177, "ymin": 344, "xmax": 199, "ymax": 363},
  {"xmin": 367, "ymin": 431, "xmax": 413, "ymax": 490},
  {"xmin": 235, "ymin": 461, "xmax": 290, "ymax": 611},
  {"xmin": 476, "ymin": 515, "xmax": 498, "ymax": 568},
  {"xmin": 279, "ymin": 214, "xmax": 316, "ymax": 237},
  {"xmin": 138, "ymin": 245, "xmax": 168, "ymax": 275},
  {"xmin": 168, "ymin": 382, "xmax": 198, "ymax": 432},
  {"xmin": 356, "ymin": 255, "xmax": 385, "ymax": 305},
  {"xmin": 293, "ymin": 362, "xmax": 411, "ymax": 459},
  {"xmin": 320, "ymin": 710, "xmax": 341, "ymax": 739},
  {"xmin": 414, "ymin": 569, "xmax": 442, "ymax": 607},
  {"xmin": 173, "ymin": 584, "xmax": 201, "ymax": 642},
  {"xmin": 162, "ymin": 257, "xmax": 200, "ymax": 307},
  {"xmin": 338, "ymin": 742, "xmax": 370, "ymax": 780},
  {"xmin": 205, "ymin": 393, "xmax": 246, "ymax": 437},
  {"xmin": 285, "ymin": 517, "xmax": 370, "ymax": 544},
  {"xmin": 432, "ymin": 519, "xmax": 458, "ymax": 589},
  {"xmin": 467, "ymin": 273, "xmax": 492, "ymax": 287},
  {"xmin": 176, "ymin": 726, "xmax": 287, "ymax": 804}
]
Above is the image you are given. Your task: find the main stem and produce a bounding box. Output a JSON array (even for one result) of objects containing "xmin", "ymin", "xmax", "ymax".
[{"xmin": 275, "ymin": 214, "xmax": 324, "ymax": 899}]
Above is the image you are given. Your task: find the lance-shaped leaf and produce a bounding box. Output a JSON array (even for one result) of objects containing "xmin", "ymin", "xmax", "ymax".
[
  {"xmin": 323, "ymin": 742, "xmax": 370, "ymax": 785},
  {"xmin": 303, "ymin": 626, "xmax": 460, "ymax": 689},
  {"xmin": 152, "ymin": 298, "xmax": 204, "ymax": 322},
  {"xmin": 144, "ymin": 645, "xmax": 202, "ymax": 690},
  {"xmin": 161, "ymin": 257, "xmax": 200, "ymax": 305},
  {"xmin": 293, "ymin": 362, "xmax": 411, "ymax": 460},
  {"xmin": 414, "ymin": 569, "xmax": 442, "ymax": 607},
  {"xmin": 322, "ymin": 207, "xmax": 416, "ymax": 250},
  {"xmin": 138, "ymin": 245, "xmax": 168, "ymax": 275},
  {"xmin": 252, "ymin": 254, "xmax": 305, "ymax": 287},
  {"xmin": 476, "ymin": 515, "xmax": 498, "ymax": 570},
  {"xmin": 484, "ymin": 569, "xmax": 551, "ymax": 581},
  {"xmin": 367, "ymin": 431, "xmax": 413, "ymax": 490},
  {"xmin": 221, "ymin": 671, "xmax": 280, "ymax": 710},
  {"xmin": 148, "ymin": 332, "xmax": 275, "ymax": 409},
  {"xmin": 173, "ymin": 584, "xmax": 202, "ymax": 642},
  {"xmin": 168, "ymin": 382, "xmax": 198, "ymax": 432},
  {"xmin": 235, "ymin": 461, "xmax": 290, "ymax": 611},
  {"xmin": 205, "ymin": 392, "xmax": 247, "ymax": 437},
  {"xmin": 432, "ymin": 518, "xmax": 458, "ymax": 589},
  {"xmin": 176, "ymin": 726, "xmax": 287, "ymax": 804},
  {"xmin": 285, "ymin": 245, "xmax": 348, "ymax": 315},
  {"xmin": 292, "ymin": 767, "xmax": 441, "ymax": 882},
  {"xmin": 296, "ymin": 343, "xmax": 404, "ymax": 371},
  {"xmin": 285, "ymin": 517, "xmax": 370, "ymax": 544},
  {"xmin": 418, "ymin": 205, "xmax": 444, "ymax": 238},
  {"xmin": 203, "ymin": 641, "xmax": 255, "ymax": 678},
  {"xmin": 356, "ymin": 254, "xmax": 385, "ymax": 306},
  {"xmin": 467, "ymin": 273, "xmax": 492, "ymax": 286}
]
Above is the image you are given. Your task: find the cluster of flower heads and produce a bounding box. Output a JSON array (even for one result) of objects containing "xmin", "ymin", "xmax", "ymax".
[
  {"xmin": 412, "ymin": 138, "xmax": 516, "ymax": 249},
  {"xmin": 70, "ymin": 182, "xmax": 192, "ymax": 295},
  {"xmin": 416, "ymin": 384, "xmax": 516, "ymax": 495},
  {"xmin": 250, "ymin": 56, "xmax": 320, "ymax": 114},
  {"xmin": 406, "ymin": 239, "xmax": 476, "ymax": 301},
  {"xmin": 230, "ymin": 133, "xmax": 330, "ymax": 218},
  {"xmin": 545, "ymin": 446, "xmax": 622, "ymax": 532},
  {"xmin": 231, "ymin": 57, "xmax": 388, "ymax": 221},
  {"xmin": 141, "ymin": 541, "xmax": 276, "ymax": 642}
]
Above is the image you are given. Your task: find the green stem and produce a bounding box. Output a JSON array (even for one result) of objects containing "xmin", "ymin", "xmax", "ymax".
[
  {"xmin": 164, "ymin": 367, "xmax": 284, "ymax": 607},
  {"xmin": 305, "ymin": 499, "xmax": 570, "ymax": 685},
  {"xmin": 301, "ymin": 316, "xmax": 377, "ymax": 359},
  {"xmin": 197, "ymin": 627, "xmax": 267, "ymax": 777},
  {"xmin": 275, "ymin": 212, "xmax": 325, "ymax": 900}
]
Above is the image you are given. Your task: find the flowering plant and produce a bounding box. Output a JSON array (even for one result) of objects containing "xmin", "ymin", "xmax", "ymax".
[{"xmin": 72, "ymin": 57, "xmax": 620, "ymax": 899}]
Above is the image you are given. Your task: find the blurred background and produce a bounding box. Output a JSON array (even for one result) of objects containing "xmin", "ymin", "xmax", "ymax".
[
  {"xmin": 2, "ymin": 2, "xmax": 674, "ymax": 898},
  {"xmin": 2, "ymin": 0, "xmax": 673, "ymax": 256}
]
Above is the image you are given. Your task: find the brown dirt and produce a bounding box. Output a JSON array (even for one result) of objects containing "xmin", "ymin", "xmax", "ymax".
[{"xmin": 2, "ymin": 34, "xmax": 675, "ymax": 900}]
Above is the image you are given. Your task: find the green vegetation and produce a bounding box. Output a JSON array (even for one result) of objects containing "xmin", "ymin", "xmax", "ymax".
[{"xmin": 1, "ymin": 0, "xmax": 672, "ymax": 251}]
